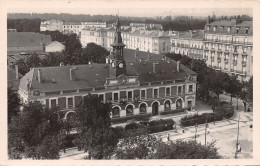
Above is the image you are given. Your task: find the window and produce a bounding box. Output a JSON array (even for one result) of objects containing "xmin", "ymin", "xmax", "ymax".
[
  {"xmin": 126, "ymin": 105, "xmax": 134, "ymax": 116},
  {"xmin": 112, "ymin": 107, "xmax": 120, "ymax": 118},
  {"xmin": 166, "ymin": 87, "xmax": 171, "ymax": 96},
  {"xmin": 225, "ymin": 63, "xmax": 228, "ymax": 70},
  {"xmin": 139, "ymin": 103, "xmax": 147, "ymax": 114},
  {"xmin": 50, "ymin": 99, "xmax": 57, "ymax": 108},
  {"xmin": 234, "ymin": 46, "xmax": 238, "ymax": 52},
  {"xmin": 67, "ymin": 97, "xmax": 73, "ymax": 108},
  {"xmin": 113, "ymin": 92, "xmax": 119, "ymax": 102},
  {"xmin": 207, "ymin": 26, "xmax": 209, "ymax": 31},
  {"xmin": 243, "ymin": 47, "xmax": 247, "ymax": 53},
  {"xmin": 245, "ymin": 28, "xmax": 249, "ymax": 34},
  {"xmin": 153, "ymin": 88, "xmax": 159, "ymax": 98},
  {"xmin": 227, "ymin": 27, "xmax": 230, "ymax": 32},
  {"xmin": 141, "ymin": 89, "xmax": 146, "ymax": 99},
  {"xmin": 178, "ymin": 86, "xmax": 182, "ymax": 95},
  {"xmin": 189, "ymin": 85, "xmax": 193, "ymax": 93},
  {"xmin": 164, "ymin": 100, "xmax": 171, "ymax": 110},
  {"xmin": 188, "ymin": 100, "xmax": 192, "ymax": 108},
  {"xmin": 220, "ymin": 27, "xmax": 223, "ymax": 32},
  {"xmin": 225, "ymin": 45, "xmax": 229, "ymax": 51},
  {"xmin": 213, "ymin": 26, "xmax": 216, "ymax": 32},
  {"xmin": 127, "ymin": 91, "xmax": 133, "ymax": 101}
]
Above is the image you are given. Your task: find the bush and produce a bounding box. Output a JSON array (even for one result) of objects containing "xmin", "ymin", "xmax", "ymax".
[
  {"xmin": 181, "ymin": 107, "xmax": 234, "ymax": 127},
  {"xmin": 122, "ymin": 128, "xmax": 148, "ymax": 138},
  {"xmin": 64, "ymin": 133, "xmax": 79, "ymax": 148},
  {"xmin": 160, "ymin": 109, "xmax": 186, "ymax": 115},
  {"xmin": 125, "ymin": 122, "xmax": 146, "ymax": 131},
  {"xmin": 111, "ymin": 114, "xmax": 152, "ymax": 124}
]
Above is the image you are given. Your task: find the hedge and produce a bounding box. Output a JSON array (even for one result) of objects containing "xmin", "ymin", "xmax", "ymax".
[
  {"xmin": 116, "ymin": 118, "xmax": 176, "ymax": 139},
  {"xmin": 181, "ymin": 106, "xmax": 234, "ymax": 127},
  {"xmin": 111, "ymin": 114, "xmax": 152, "ymax": 124},
  {"xmin": 159, "ymin": 108, "xmax": 186, "ymax": 116}
]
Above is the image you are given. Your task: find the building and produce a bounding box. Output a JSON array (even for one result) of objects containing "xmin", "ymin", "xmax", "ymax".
[
  {"xmin": 130, "ymin": 23, "xmax": 163, "ymax": 30},
  {"xmin": 18, "ymin": 18, "xmax": 197, "ymax": 121},
  {"xmin": 203, "ymin": 20, "xmax": 253, "ymax": 81},
  {"xmin": 62, "ymin": 22, "xmax": 82, "ymax": 35},
  {"xmin": 8, "ymin": 65, "xmax": 23, "ymax": 91},
  {"xmin": 80, "ymin": 27, "xmax": 107, "ymax": 48},
  {"xmin": 170, "ymin": 30, "xmax": 204, "ymax": 59},
  {"xmin": 40, "ymin": 19, "xmax": 63, "ymax": 32},
  {"xmin": 128, "ymin": 30, "xmax": 170, "ymax": 54},
  {"xmin": 45, "ymin": 41, "xmax": 65, "ymax": 53},
  {"xmin": 7, "ymin": 32, "xmax": 51, "ymax": 55},
  {"xmin": 106, "ymin": 26, "xmax": 131, "ymax": 50},
  {"xmin": 81, "ymin": 22, "xmax": 107, "ymax": 28}
]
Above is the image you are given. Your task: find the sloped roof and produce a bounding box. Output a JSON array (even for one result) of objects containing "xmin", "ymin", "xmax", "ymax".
[
  {"xmin": 236, "ymin": 21, "xmax": 252, "ymax": 27},
  {"xmin": 46, "ymin": 41, "xmax": 65, "ymax": 48},
  {"xmin": 108, "ymin": 48, "xmax": 165, "ymax": 62},
  {"xmin": 207, "ymin": 20, "xmax": 236, "ymax": 26},
  {"xmin": 19, "ymin": 59, "xmax": 196, "ymax": 92}
]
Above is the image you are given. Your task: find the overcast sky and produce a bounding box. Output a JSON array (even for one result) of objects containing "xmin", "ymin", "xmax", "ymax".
[{"xmin": 6, "ymin": 1, "xmax": 253, "ymax": 18}]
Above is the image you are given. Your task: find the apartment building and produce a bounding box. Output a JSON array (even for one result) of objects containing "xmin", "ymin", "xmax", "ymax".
[
  {"xmin": 170, "ymin": 31, "xmax": 204, "ymax": 60},
  {"xmin": 203, "ymin": 20, "xmax": 253, "ymax": 81},
  {"xmin": 80, "ymin": 27, "xmax": 107, "ymax": 48}
]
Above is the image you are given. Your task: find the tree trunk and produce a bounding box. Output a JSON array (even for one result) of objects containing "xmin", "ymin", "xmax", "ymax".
[{"xmin": 231, "ymin": 96, "xmax": 233, "ymax": 103}]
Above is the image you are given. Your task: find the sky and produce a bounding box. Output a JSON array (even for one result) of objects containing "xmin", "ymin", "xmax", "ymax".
[{"xmin": 5, "ymin": 0, "xmax": 253, "ymax": 18}]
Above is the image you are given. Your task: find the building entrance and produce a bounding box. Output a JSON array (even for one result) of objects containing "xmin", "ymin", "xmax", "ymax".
[{"xmin": 152, "ymin": 102, "xmax": 159, "ymax": 116}]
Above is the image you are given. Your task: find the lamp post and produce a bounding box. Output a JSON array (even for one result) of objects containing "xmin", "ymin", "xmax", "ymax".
[
  {"xmin": 205, "ymin": 115, "xmax": 208, "ymax": 146},
  {"xmin": 195, "ymin": 123, "xmax": 198, "ymax": 142},
  {"xmin": 235, "ymin": 113, "xmax": 240, "ymax": 159},
  {"xmin": 236, "ymin": 96, "xmax": 239, "ymax": 110}
]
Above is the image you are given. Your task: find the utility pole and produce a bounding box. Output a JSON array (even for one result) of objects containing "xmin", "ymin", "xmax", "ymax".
[
  {"xmin": 195, "ymin": 123, "xmax": 198, "ymax": 142},
  {"xmin": 236, "ymin": 96, "xmax": 239, "ymax": 110},
  {"xmin": 205, "ymin": 115, "xmax": 208, "ymax": 146}
]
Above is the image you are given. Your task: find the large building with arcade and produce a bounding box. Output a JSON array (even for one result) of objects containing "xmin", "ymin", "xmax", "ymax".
[{"xmin": 18, "ymin": 18, "xmax": 197, "ymax": 120}]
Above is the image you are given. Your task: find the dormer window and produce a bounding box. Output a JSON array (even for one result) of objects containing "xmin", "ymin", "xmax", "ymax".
[
  {"xmin": 236, "ymin": 28, "xmax": 240, "ymax": 33},
  {"xmin": 220, "ymin": 26, "xmax": 223, "ymax": 32},
  {"xmin": 227, "ymin": 27, "xmax": 231, "ymax": 32},
  {"xmin": 206, "ymin": 26, "xmax": 210, "ymax": 31},
  {"xmin": 245, "ymin": 28, "xmax": 249, "ymax": 34}
]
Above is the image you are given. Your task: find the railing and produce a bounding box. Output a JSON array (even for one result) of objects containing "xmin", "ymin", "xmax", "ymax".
[
  {"xmin": 233, "ymin": 60, "xmax": 237, "ymax": 66},
  {"xmin": 217, "ymin": 57, "xmax": 221, "ymax": 62},
  {"xmin": 224, "ymin": 58, "xmax": 229, "ymax": 63}
]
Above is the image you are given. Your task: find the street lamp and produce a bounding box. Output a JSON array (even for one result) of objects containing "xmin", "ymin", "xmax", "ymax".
[
  {"xmin": 205, "ymin": 115, "xmax": 208, "ymax": 146},
  {"xmin": 235, "ymin": 113, "xmax": 240, "ymax": 159},
  {"xmin": 195, "ymin": 123, "xmax": 198, "ymax": 142}
]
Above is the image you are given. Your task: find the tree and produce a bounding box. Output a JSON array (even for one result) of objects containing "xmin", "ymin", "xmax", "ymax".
[
  {"xmin": 77, "ymin": 43, "xmax": 109, "ymax": 64},
  {"xmin": 225, "ymin": 75, "xmax": 242, "ymax": 103},
  {"xmin": 114, "ymin": 134, "xmax": 160, "ymax": 159},
  {"xmin": 8, "ymin": 101, "xmax": 65, "ymax": 159},
  {"xmin": 75, "ymin": 94, "xmax": 119, "ymax": 159},
  {"xmin": 246, "ymin": 77, "xmax": 253, "ymax": 102},
  {"xmin": 149, "ymin": 140, "xmax": 221, "ymax": 159},
  {"xmin": 165, "ymin": 53, "xmax": 182, "ymax": 62},
  {"xmin": 8, "ymin": 87, "xmax": 20, "ymax": 123},
  {"xmin": 14, "ymin": 59, "xmax": 30, "ymax": 75},
  {"xmin": 25, "ymin": 53, "xmax": 41, "ymax": 68}
]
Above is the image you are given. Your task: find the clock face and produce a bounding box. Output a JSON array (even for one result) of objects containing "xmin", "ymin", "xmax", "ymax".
[{"xmin": 119, "ymin": 63, "xmax": 124, "ymax": 68}]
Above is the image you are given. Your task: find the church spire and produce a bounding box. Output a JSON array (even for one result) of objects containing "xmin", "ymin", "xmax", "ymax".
[{"xmin": 111, "ymin": 17, "xmax": 125, "ymax": 47}]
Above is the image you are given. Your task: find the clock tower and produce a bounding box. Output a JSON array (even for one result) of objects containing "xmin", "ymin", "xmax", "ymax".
[{"xmin": 109, "ymin": 18, "xmax": 127, "ymax": 78}]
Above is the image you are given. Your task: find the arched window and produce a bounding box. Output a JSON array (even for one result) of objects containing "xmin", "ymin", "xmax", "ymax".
[
  {"xmin": 139, "ymin": 103, "xmax": 147, "ymax": 114},
  {"xmin": 164, "ymin": 100, "xmax": 171, "ymax": 110},
  {"xmin": 112, "ymin": 107, "xmax": 120, "ymax": 118},
  {"xmin": 176, "ymin": 99, "xmax": 183, "ymax": 109},
  {"xmin": 126, "ymin": 105, "xmax": 134, "ymax": 116}
]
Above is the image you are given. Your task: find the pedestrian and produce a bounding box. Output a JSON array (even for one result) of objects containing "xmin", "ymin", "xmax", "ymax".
[
  {"xmin": 207, "ymin": 127, "xmax": 211, "ymax": 134},
  {"xmin": 237, "ymin": 143, "xmax": 241, "ymax": 152},
  {"xmin": 167, "ymin": 133, "xmax": 170, "ymax": 141},
  {"xmin": 182, "ymin": 128, "xmax": 185, "ymax": 133},
  {"xmin": 243, "ymin": 100, "xmax": 246, "ymax": 112}
]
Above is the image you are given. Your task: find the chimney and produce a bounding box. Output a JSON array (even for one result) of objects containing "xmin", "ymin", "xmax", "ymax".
[
  {"xmin": 177, "ymin": 61, "xmax": 180, "ymax": 72},
  {"xmin": 38, "ymin": 69, "xmax": 42, "ymax": 83},
  {"xmin": 70, "ymin": 68, "xmax": 75, "ymax": 80},
  {"xmin": 15, "ymin": 65, "xmax": 19, "ymax": 80},
  {"xmin": 153, "ymin": 62, "xmax": 159, "ymax": 73}
]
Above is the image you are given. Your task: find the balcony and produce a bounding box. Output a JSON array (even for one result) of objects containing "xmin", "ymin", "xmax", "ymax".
[
  {"xmin": 217, "ymin": 49, "xmax": 222, "ymax": 53},
  {"xmin": 215, "ymin": 66, "xmax": 222, "ymax": 70},
  {"xmin": 235, "ymin": 70, "xmax": 247, "ymax": 75},
  {"xmin": 211, "ymin": 57, "xmax": 215, "ymax": 62},
  {"xmin": 242, "ymin": 61, "xmax": 247, "ymax": 67},
  {"xmin": 224, "ymin": 58, "xmax": 229, "ymax": 63},
  {"xmin": 217, "ymin": 57, "xmax": 221, "ymax": 62}
]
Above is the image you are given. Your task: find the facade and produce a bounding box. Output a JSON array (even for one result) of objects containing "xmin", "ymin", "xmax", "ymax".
[
  {"xmin": 130, "ymin": 23, "xmax": 163, "ymax": 30},
  {"xmin": 81, "ymin": 22, "xmax": 107, "ymax": 28},
  {"xmin": 40, "ymin": 19, "xmax": 63, "ymax": 32},
  {"xmin": 203, "ymin": 20, "xmax": 253, "ymax": 81},
  {"xmin": 62, "ymin": 22, "xmax": 83, "ymax": 35},
  {"xmin": 170, "ymin": 31, "xmax": 204, "ymax": 60},
  {"xmin": 18, "ymin": 18, "xmax": 197, "ymax": 121},
  {"xmin": 45, "ymin": 41, "xmax": 65, "ymax": 53},
  {"xmin": 80, "ymin": 27, "xmax": 107, "ymax": 48},
  {"xmin": 8, "ymin": 65, "xmax": 23, "ymax": 91}
]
